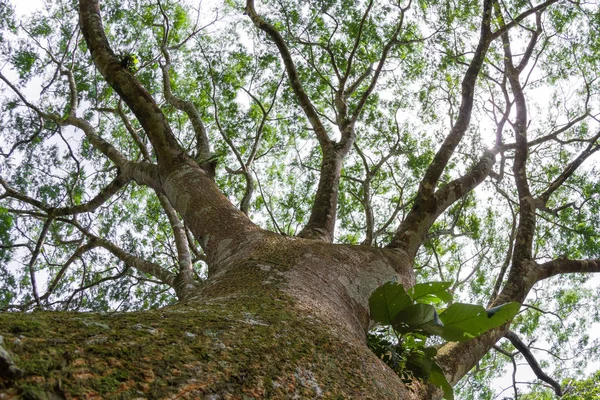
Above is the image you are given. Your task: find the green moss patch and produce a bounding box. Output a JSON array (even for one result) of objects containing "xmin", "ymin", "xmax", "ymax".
[{"xmin": 0, "ymin": 291, "xmax": 401, "ymax": 399}]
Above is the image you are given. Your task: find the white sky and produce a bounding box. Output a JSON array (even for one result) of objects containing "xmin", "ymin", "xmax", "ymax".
[{"xmin": 11, "ymin": 0, "xmax": 43, "ymax": 17}]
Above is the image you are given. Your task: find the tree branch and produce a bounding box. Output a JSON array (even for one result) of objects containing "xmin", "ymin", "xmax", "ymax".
[
  {"xmin": 63, "ymin": 218, "xmax": 178, "ymax": 289},
  {"xmin": 537, "ymin": 257, "xmax": 600, "ymax": 281},
  {"xmin": 504, "ymin": 330, "xmax": 562, "ymax": 396},
  {"xmin": 416, "ymin": 0, "xmax": 493, "ymax": 199},
  {"xmin": 78, "ymin": 0, "xmax": 183, "ymax": 163},
  {"xmin": 245, "ymin": 0, "xmax": 331, "ymax": 148}
]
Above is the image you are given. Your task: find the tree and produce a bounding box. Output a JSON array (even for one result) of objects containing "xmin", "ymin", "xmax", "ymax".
[
  {"xmin": 0, "ymin": 0, "xmax": 599, "ymax": 398},
  {"xmin": 521, "ymin": 370, "xmax": 600, "ymax": 400}
]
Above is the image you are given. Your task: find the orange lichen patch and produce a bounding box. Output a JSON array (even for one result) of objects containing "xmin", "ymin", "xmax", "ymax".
[
  {"xmin": 243, "ymin": 387, "xmax": 265, "ymax": 397},
  {"xmin": 72, "ymin": 372, "xmax": 95, "ymax": 380},
  {"xmin": 79, "ymin": 390, "xmax": 103, "ymax": 399},
  {"xmin": 138, "ymin": 382, "xmax": 151, "ymax": 392},
  {"xmin": 72, "ymin": 358, "xmax": 87, "ymax": 366},
  {"xmin": 26, "ymin": 375, "xmax": 46, "ymax": 383},
  {"xmin": 142, "ymin": 369, "xmax": 155, "ymax": 383},
  {"xmin": 107, "ymin": 357, "xmax": 122, "ymax": 367},
  {"xmin": 116, "ymin": 380, "xmax": 135, "ymax": 393},
  {"xmin": 173, "ymin": 382, "xmax": 209, "ymax": 399}
]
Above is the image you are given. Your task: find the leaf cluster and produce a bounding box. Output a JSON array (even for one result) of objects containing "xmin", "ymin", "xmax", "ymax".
[{"xmin": 368, "ymin": 281, "xmax": 520, "ymax": 399}]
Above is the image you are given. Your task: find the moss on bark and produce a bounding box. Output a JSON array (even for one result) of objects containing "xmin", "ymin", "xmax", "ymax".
[{"xmin": 0, "ymin": 291, "xmax": 413, "ymax": 399}]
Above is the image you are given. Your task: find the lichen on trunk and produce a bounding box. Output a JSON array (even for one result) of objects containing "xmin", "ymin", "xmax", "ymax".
[{"xmin": 0, "ymin": 239, "xmax": 418, "ymax": 399}]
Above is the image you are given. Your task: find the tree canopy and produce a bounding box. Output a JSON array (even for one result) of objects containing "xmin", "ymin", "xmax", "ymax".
[{"xmin": 1, "ymin": 0, "xmax": 600, "ymax": 398}]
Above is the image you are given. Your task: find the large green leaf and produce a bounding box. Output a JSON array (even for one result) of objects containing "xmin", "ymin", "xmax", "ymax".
[
  {"xmin": 438, "ymin": 302, "xmax": 520, "ymax": 342},
  {"xmin": 406, "ymin": 350, "xmax": 434, "ymax": 379},
  {"xmin": 408, "ymin": 281, "xmax": 452, "ymax": 304},
  {"xmin": 486, "ymin": 302, "xmax": 521, "ymax": 328},
  {"xmin": 429, "ymin": 362, "xmax": 454, "ymax": 400},
  {"xmin": 392, "ymin": 303, "xmax": 444, "ymax": 336},
  {"xmin": 369, "ymin": 281, "xmax": 414, "ymax": 325}
]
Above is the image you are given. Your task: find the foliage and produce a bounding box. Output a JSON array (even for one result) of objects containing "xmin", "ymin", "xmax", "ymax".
[
  {"xmin": 521, "ymin": 370, "xmax": 600, "ymax": 400},
  {"xmin": 367, "ymin": 281, "xmax": 520, "ymax": 399},
  {"xmin": 120, "ymin": 53, "xmax": 139, "ymax": 72}
]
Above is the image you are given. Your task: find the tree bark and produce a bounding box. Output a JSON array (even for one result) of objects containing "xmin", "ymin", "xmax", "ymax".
[{"xmin": 0, "ymin": 235, "xmax": 421, "ymax": 399}]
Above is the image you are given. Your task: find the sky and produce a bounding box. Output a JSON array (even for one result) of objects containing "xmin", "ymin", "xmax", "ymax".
[{"xmin": 11, "ymin": 0, "xmax": 43, "ymax": 17}]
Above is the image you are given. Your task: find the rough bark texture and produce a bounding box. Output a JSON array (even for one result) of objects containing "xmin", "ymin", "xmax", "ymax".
[{"xmin": 0, "ymin": 234, "xmax": 419, "ymax": 399}]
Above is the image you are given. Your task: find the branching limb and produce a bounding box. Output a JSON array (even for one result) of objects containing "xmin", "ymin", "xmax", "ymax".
[
  {"xmin": 490, "ymin": 0, "xmax": 560, "ymax": 41},
  {"xmin": 201, "ymin": 43, "xmax": 254, "ymax": 215},
  {"xmin": 536, "ymin": 130, "xmax": 600, "ymax": 206},
  {"xmin": 41, "ymin": 240, "xmax": 99, "ymax": 303},
  {"xmin": 156, "ymin": 192, "xmax": 199, "ymax": 299},
  {"xmin": 117, "ymin": 101, "xmax": 152, "ymax": 161},
  {"xmin": 354, "ymin": 141, "xmax": 400, "ymax": 245},
  {"xmin": 79, "ymin": 0, "xmax": 260, "ymax": 261},
  {"xmin": 388, "ymin": 148, "xmax": 497, "ymax": 255},
  {"xmin": 504, "ymin": 331, "xmax": 562, "ymax": 396},
  {"xmin": 27, "ymin": 217, "xmax": 53, "ymax": 308},
  {"xmin": 157, "ymin": 5, "xmax": 213, "ymax": 172},
  {"xmin": 245, "ymin": 0, "xmax": 331, "ymax": 148},
  {"xmin": 489, "ymin": 202, "xmax": 518, "ymax": 305},
  {"xmin": 417, "ymin": 0, "xmax": 493, "ymax": 199},
  {"xmin": 0, "ymin": 70, "xmax": 160, "ymax": 188},
  {"xmin": 62, "ymin": 217, "xmax": 178, "ymax": 289}
]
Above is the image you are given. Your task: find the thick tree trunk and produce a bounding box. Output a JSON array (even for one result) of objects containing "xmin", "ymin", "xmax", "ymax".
[{"xmin": 0, "ymin": 234, "xmax": 423, "ymax": 399}]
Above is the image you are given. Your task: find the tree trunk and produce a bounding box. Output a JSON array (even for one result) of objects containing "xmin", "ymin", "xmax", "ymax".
[{"xmin": 0, "ymin": 233, "xmax": 425, "ymax": 399}]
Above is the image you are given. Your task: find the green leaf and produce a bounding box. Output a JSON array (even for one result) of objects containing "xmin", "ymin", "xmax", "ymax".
[
  {"xmin": 486, "ymin": 302, "xmax": 521, "ymax": 325},
  {"xmin": 392, "ymin": 303, "xmax": 444, "ymax": 336},
  {"xmin": 438, "ymin": 302, "xmax": 520, "ymax": 342},
  {"xmin": 406, "ymin": 351, "xmax": 434, "ymax": 379},
  {"xmin": 369, "ymin": 281, "xmax": 414, "ymax": 325},
  {"xmin": 408, "ymin": 281, "xmax": 453, "ymax": 304},
  {"xmin": 429, "ymin": 362, "xmax": 454, "ymax": 400}
]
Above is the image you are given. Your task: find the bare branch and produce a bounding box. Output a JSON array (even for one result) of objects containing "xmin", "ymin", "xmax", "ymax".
[
  {"xmin": 537, "ymin": 131, "xmax": 600, "ymax": 205},
  {"xmin": 156, "ymin": 192, "xmax": 199, "ymax": 299},
  {"xmin": 159, "ymin": 21, "xmax": 213, "ymax": 171},
  {"xmin": 41, "ymin": 240, "xmax": 99, "ymax": 302},
  {"xmin": 416, "ymin": 0, "xmax": 493, "ymax": 199},
  {"xmin": 504, "ymin": 331, "xmax": 562, "ymax": 396},
  {"xmin": 63, "ymin": 217, "xmax": 178, "ymax": 288},
  {"xmin": 490, "ymin": 0, "xmax": 560, "ymax": 41}
]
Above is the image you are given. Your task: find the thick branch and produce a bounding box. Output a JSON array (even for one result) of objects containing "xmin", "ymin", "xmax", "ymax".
[
  {"xmin": 51, "ymin": 174, "xmax": 131, "ymax": 216},
  {"xmin": 537, "ymin": 257, "xmax": 600, "ymax": 281},
  {"xmin": 79, "ymin": 0, "xmax": 261, "ymax": 260},
  {"xmin": 417, "ymin": 0, "xmax": 493, "ymax": 198},
  {"xmin": 296, "ymin": 152, "xmax": 343, "ymax": 242},
  {"xmin": 78, "ymin": 0, "xmax": 183, "ymax": 163},
  {"xmin": 388, "ymin": 149, "xmax": 496, "ymax": 255},
  {"xmin": 498, "ymin": 2, "xmax": 536, "ymax": 267}
]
